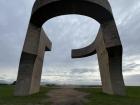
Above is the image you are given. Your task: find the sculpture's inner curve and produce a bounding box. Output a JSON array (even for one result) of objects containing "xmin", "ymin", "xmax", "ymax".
[{"xmin": 43, "ymin": 14, "xmax": 100, "ymax": 50}]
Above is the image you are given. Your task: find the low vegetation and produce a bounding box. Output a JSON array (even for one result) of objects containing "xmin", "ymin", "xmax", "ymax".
[
  {"xmin": 0, "ymin": 85, "xmax": 140, "ymax": 105},
  {"xmin": 78, "ymin": 86, "xmax": 140, "ymax": 105},
  {"xmin": 0, "ymin": 85, "xmax": 51, "ymax": 105}
]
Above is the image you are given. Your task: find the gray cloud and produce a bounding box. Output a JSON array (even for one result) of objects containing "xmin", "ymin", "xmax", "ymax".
[
  {"xmin": 124, "ymin": 74, "xmax": 140, "ymax": 86},
  {"xmin": 123, "ymin": 62, "xmax": 140, "ymax": 72},
  {"xmin": 110, "ymin": 0, "xmax": 140, "ymax": 56},
  {"xmin": 70, "ymin": 68, "xmax": 96, "ymax": 74}
]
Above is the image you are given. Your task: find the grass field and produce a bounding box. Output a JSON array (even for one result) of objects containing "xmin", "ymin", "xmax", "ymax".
[
  {"xmin": 78, "ymin": 87, "xmax": 140, "ymax": 105},
  {"xmin": 0, "ymin": 85, "xmax": 140, "ymax": 105}
]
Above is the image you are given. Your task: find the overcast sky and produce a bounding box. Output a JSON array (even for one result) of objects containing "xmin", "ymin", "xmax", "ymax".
[{"xmin": 0, "ymin": 0, "xmax": 140, "ymax": 86}]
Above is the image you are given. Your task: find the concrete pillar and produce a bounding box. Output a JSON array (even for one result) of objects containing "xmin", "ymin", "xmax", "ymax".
[
  {"xmin": 14, "ymin": 23, "xmax": 52, "ymax": 96},
  {"xmin": 95, "ymin": 21, "xmax": 125, "ymax": 95}
]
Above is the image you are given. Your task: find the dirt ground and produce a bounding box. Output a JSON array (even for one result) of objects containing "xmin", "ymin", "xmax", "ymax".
[{"xmin": 46, "ymin": 88, "xmax": 89, "ymax": 105}]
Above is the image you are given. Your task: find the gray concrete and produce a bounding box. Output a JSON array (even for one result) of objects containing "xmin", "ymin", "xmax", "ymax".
[
  {"xmin": 15, "ymin": 0, "xmax": 125, "ymax": 96},
  {"xmin": 73, "ymin": 21, "xmax": 125, "ymax": 96},
  {"xmin": 14, "ymin": 24, "xmax": 52, "ymax": 96}
]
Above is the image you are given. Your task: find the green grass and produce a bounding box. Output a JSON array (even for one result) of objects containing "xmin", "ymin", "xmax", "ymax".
[
  {"xmin": 78, "ymin": 87, "xmax": 140, "ymax": 105},
  {"xmin": 0, "ymin": 85, "xmax": 140, "ymax": 105},
  {"xmin": 0, "ymin": 85, "xmax": 52, "ymax": 105}
]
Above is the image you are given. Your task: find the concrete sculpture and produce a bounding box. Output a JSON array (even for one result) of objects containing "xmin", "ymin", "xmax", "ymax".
[{"xmin": 15, "ymin": 0, "xmax": 125, "ymax": 96}]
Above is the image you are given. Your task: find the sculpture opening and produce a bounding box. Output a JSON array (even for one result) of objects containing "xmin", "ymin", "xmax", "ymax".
[{"xmin": 41, "ymin": 14, "xmax": 100, "ymax": 86}]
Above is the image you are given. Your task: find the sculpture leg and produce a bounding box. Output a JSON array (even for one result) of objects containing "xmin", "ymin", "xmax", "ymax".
[
  {"xmin": 14, "ymin": 24, "xmax": 48, "ymax": 96},
  {"xmin": 30, "ymin": 29, "xmax": 52, "ymax": 94},
  {"xmin": 97, "ymin": 46, "xmax": 125, "ymax": 95},
  {"xmin": 96, "ymin": 24, "xmax": 125, "ymax": 96},
  {"xmin": 14, "ymin": 52, "xmax": 44, "ymax": 96}
]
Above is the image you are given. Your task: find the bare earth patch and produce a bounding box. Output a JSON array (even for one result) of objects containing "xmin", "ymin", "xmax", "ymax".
[{"xmin": 46, "ymin": 88, "xmax": 89, "ymax": 105}]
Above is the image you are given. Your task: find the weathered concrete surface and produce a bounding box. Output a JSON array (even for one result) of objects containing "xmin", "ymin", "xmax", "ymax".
[
  {"xmin": 95, "ymin": 27, "xmax": 125, "ymax": 95},
  {"xmin": 31, "ymin": 0, "xmax": 113, "ymax": 26},
  {"xmin": 14, "ymin": 25, "xmax": 52, "ymax": 96},
  {"xmin": 15, "ymin": 0, "xmax": 125, "ymax": 96}
]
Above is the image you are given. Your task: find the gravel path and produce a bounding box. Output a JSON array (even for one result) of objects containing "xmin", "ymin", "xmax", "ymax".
[{"xmin": 46, "ymin": 88, "xmax": 89, "ymax": 105}]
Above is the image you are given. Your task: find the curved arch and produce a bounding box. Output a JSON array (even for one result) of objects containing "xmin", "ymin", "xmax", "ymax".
[
  {"xmin": 72, "ymin": 42, "xmax": 96, "ymax": 58},
  {"xmin": 29, "ymin": 0, "xmax": 116, "ymax": 58},
  {"xmin": 31, "ymin": 0, "xmax": 113, "ymax": 26}
]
